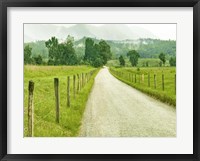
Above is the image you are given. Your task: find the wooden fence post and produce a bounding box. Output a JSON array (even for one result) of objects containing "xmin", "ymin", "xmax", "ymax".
[
  {"xmin": 73, "ymin": 75, "xmax": 76, "ymax": 99},
  {"xmin": 139, "ymin": 74, "xmax": 140, "ymax": 84},
  {"xmin": 54, "ymin": 78, "xmax": 59, "ymax": 123},
  {"xmin": 87, "ymin": 73, "xmax": 89, "ymax": 83},
  {"xmin": 77, "ymin": 74, "xmax": 79, "ymax": 93},
  {"xmin": 28, "ymin": 80, "xmax": 34, "ymax": 137},
  {"xmin": 80, "ymin": 74, "xmax": 82, "ymax": 90},
  {"xmin": 175, "ymin": 74, "xmax": 176, "ymax": 94},
  {"xmin": 82, "ymin": 73, "xmax": 84, "ymax": 87},
  {"xmin": 142, "ymin": 74, "xmax": 144, "ymax": 83},
  {"xmin": 135, "ymin": 74, "xmax": 137, "ymax": 83},
  {"xmin": 132, "ymin": 74, "xmax": 134, "ymax": 82},
  {"xmin": 154, "ymin": 74, "xmax": 156, "ymax": 89},
  {"xmin": 162, "ymin": 73, "xmax": 164, "ymax": 91},
  {"xmin": 67, "ymin": 76, "xmax": 70, "ymax": 107},
  {"xmin": 148, "ymin": 72, "xmax": 150, "ymax": 87}
]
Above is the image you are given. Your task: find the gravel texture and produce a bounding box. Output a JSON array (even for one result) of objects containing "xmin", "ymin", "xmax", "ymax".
[{"xmin": 79, "ymin": 67, "xmax": 176, "ymax": 137}]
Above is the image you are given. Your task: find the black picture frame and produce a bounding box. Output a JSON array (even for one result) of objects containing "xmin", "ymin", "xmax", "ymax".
[{"xmin": 0, "ymin": 0, "xmax": 199, "ymax": 160}]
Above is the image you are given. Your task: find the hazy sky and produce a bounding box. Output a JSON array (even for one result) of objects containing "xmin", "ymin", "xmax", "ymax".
[
  {"xmin": 24, "ymin": 24, "xmax": 176, "ymax": 42},
  {"xmin": 54, "ymin": 24, "xmax": 176, "ymax": 40}
]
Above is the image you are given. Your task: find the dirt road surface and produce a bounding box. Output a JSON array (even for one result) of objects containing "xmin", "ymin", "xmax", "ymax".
[{"xmin": 79, "ymin": 67, "xmax": 176, "ymax": 137}]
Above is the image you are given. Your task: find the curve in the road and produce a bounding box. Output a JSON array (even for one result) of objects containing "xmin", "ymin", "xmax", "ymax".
[{"xmin": 79, "ymin": 67, "xmax": 176, "ymax": 137}]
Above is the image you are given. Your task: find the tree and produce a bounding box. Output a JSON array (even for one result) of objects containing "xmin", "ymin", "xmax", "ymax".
[
  {"xmin": 33, "ymin": 55, "xmax": 43, "ymax": 65},
  {"xmin": 98, "ymin": 40, "xmax": 112, "ymax": 65},
  {"xmin": 46, "ymin": 36, "xmax": 78, "ymax": 65},
  {"xmin": 146, "ymin": 61, "xmax": 149, "ymax": 67},
  {"xmin": 159, "ymin": 61, "xmax": 162, "ymax": 67},
  {"xmin": 127, "ymin": 50, "xmax": 140, "ymax": 67},
  {"xmin": 84, "ymin": 38, "xmax": 96, "ymax": 63},
  {"xmin": 93, "ymin": 57, "xmax": 104, "ymax": 67},
  {"xmin": 119, "ymin": 55, "xmax": 125, "ymax": 66},
  {"xmin": 169, "ymin": 56, "xmax": 176, "ymax": 66},
  {"xmin": 84, "ymin": 38, "xmax": 112, "ymax": 67},
  {"xmin": 159, "ymin": 53, "xmax": 166, "ymax": 66},
  {"xmin": 24, "ymin": 45, "xmax": 33, "ymax": 64},
  {"xmin": 60, "ymin": 35, "xmax": 78, "ymax": 65},
  {"xmin": 45, "ymin": 37, "xmax": 59, "ymax": 65}
]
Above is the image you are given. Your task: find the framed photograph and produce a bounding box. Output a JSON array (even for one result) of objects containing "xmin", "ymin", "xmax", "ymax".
[{"xmin": 0, "ymin": 0, "xmax": 199, "ymax": 160}]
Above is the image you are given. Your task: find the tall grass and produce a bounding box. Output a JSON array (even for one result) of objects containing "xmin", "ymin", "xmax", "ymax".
[
  {"xmin": 24, "ymin": 65, "xmax": 99, "ymax": 137},
  {"xmin": 110, "ymin": 67, "xmax": 176, "ymax": 107}
]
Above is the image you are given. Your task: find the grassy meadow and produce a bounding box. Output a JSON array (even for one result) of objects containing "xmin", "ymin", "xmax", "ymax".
[
  {"xmin": 24, "ymin": 65, "xmax": 99, "ymax": 137},
  {"xmin": 109, "ymin": 67, "xmax": 176, "ymax": 107},
  {"xmin": 107, "ymin": 58, "xmax": 170, "ymax": 67}
]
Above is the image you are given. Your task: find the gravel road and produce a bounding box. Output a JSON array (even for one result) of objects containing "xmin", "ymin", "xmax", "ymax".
[{"xmin": 79, "ymin": 67, "xmax": 176, "ymax": 137}]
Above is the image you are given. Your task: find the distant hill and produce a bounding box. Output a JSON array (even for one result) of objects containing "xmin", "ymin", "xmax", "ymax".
[
  {"xmin": 24, "ymin": 38, "xmax": 176, "ymax": 61},
  {"xmin": 24, "ymin": 24, "xmax": 157, "ymax": 42},
  {"xmin": 73, "ymin": 37, "xmax": 176, "ymax": 59}
]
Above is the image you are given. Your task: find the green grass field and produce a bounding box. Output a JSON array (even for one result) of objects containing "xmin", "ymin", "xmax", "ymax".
[
  {"xmin": 109, "ymin": 67, "xmax": 176, "ymax": 107},
  {"xmin": 107, "ymin": 58, "xmax": 170, "ymax": 67},
  {"xmin": 24, "ymin": 65, "xmax": 98, "ymax": 137}
]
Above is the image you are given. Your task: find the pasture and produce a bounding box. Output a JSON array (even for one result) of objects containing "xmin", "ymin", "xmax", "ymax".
[
  {"xmin": 107, "ymin": 58, "xmax": 170, "ymax": 67},
  {"xmin": 24, "ymin": 65, "xmax": 98, "ymax": 137},
  {"xmin": 109, "ymin": 67, "xmax": 176, "ymax": 106}
]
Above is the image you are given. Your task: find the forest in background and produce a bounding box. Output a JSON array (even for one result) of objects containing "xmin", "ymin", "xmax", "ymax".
[{"xmin": 24, "ymin": 36, "xmax": 176, "ymax": 67}]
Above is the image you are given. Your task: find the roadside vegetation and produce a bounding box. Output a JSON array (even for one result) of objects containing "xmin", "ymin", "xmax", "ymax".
[
  {"xmin": 24, "ymin": 65, "xmax": 99, "ymax": 136},
  {"xmin": 110, "ymin": 67, "xmax": 176, "ymax": 107}
]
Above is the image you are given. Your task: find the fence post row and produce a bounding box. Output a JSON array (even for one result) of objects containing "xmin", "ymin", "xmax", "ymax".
[
  {"xmin": 111, "ymin": 69, "xmax": 177, "ymax": 95},
  {"xmin": 28, "ymin": 80, "xmax": 34, "ymax": 137},
  {"xmin": 27, "ymin": 70, "xmax": 98, "ymax": 135},
  {"xmin": 54, "ymin": 78, "xmax": 59, "ymax": 123}
]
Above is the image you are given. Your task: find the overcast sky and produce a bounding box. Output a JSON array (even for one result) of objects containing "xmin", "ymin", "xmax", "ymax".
[
  {"xmin": 24, "ymin": 24, "xmax": 176, "ymax": 42},
  {"xmin": 53, "ymin": 24, "xmax": 176, "ymax": 40}
]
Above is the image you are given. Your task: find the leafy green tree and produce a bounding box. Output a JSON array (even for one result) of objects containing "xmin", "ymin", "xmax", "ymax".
[
  {"xmin": 119, "ymin": 55, "xmax": 125, "ymax": 66},
  {"xmin": 60, "ymin": 35, "xmax": 78, "ymax": 65},
  {"xmin": 46, "ymin": 36, "xmax": 78, "ymax": 65},
  {"xmin": 127, "ymin": 50, "xmax": 140, "ymax": 67},
  {"xmin": 159, "ymin": 61, "xmax": 163, "ymax": 67},
  {"xmin": 24, "ymin": 45, "xmax": 33, "ymax": 64},
  {"xmin": 159, "ymin": 53, "xmax": 166, "ymax": 66},
  {"xmin": 84, "ymin": 38, "xmax": 96, "ymax": 63},
  {"xmin": 45, "ymin": 37, "xmax": 59, "ymax": 65},
  {"xmin": 98, "ymin": 40, "xmax": 112, "ymax": 65},
  {"xmin": 33, "ymin": 55, "xmax": 43, "ymax": 65},
  {"xmin": 93, "ymin": 57, "xmax": 104, "ymax": 67},
  {"xmin": 169, "ymin": 56, "xmax": 176, "ymax": 66},
  {"xmin": 84, "ymin": 38, "xmax": 112, "ymax": 67}
]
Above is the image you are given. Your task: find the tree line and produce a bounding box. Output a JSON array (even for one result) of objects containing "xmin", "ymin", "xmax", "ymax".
[
  {"xmin": 24, "ymin": 36, "xmax": 112, "ymax": 67},
  {"xmin": 24, "ymin": 35, "xmax": 176, "ymax": 67},
  {"xmin": 119, "ymin": 52, "xmax": 176, "ymax": 67}
]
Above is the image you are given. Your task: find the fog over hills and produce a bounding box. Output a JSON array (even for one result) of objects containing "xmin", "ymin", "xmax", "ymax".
[{"xmin": 24, "ymin": 24, "xmax": 158, "ymax": 42}]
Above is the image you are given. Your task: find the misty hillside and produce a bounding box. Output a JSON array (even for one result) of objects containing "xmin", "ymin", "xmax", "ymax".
[
  {"xmin": 24, "ymin": 24, "xmax": 157, "ymax": 42},
  {"xmin": 25, "ymin": 38, "xmax": 176, "ymax": 60}
]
